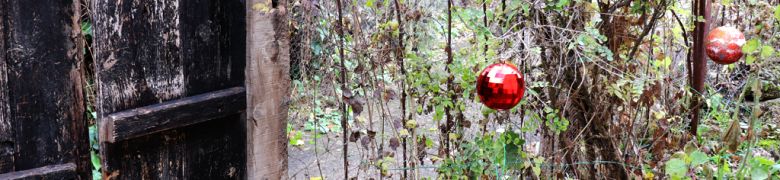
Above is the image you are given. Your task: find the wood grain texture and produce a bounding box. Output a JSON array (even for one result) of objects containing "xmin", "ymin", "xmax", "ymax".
[
  {"xmin": 0, "ymin": 0, "xmax": 10, "ymax": 171},
  {"xmin": 246, "ymin": 0, "xmax": 290, "ymax": 179},
  {"xmin": 0, "ymin": 163, "xmax": 77, "ymax": 180},
  {"xmin": 102, "ymin": 87, "xmax": 246, "ymax": 143},
  {"xmin": 0, "ymin": 0, "xmax": 89, "ymax": 178},
  {"xmin": 92, "ymin": 0, "xmax": 247, "ymax": 179}
]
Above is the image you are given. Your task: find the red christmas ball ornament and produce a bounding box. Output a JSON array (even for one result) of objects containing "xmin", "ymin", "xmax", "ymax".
[
  {"xmin": 476, "ymin": 63, "xmax": 525, "ymax": 110},
  {"xmin": 705, "ymin": 26, "xmax": 746, "ymax": 65}
]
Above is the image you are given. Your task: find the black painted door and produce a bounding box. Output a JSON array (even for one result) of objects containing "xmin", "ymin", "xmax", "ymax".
[
  {"xmin": 0, "ymin": 0, "xmax": 90, "ymax": 179},
  {"xmin": 92, "ymin": 0, "xmax": 247, "ymax": 179}
]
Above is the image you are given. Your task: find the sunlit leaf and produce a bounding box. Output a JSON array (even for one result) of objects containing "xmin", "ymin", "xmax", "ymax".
[
  {"xmin": 760, "ymin": 46, "xmax": 775, "ymax": 59},
  {"xmin": 743, "ymin": 38, "xmax": 761, "ymax": 53},
  {"xmin": 746, "ymin": 55, "xmax": 756, "ymax": 65},
  {"xmin": 775, "ymin": 6, "xmax": 780, "ymax": 21},
  {"xmin": 399, "ymin": 129, "xmax": 409, "ymax": 137},
  {"xmin": 405, "ymin": 119, "xmax": 417, "ymax": 129}
]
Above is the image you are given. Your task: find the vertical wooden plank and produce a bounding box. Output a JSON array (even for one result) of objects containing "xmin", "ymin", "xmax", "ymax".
[
  {"xmin": 0, "ymin": 0, "xmax": 12, "ymax": 172},
  {"xmin": 92, "ymin": 0, "xmax": 246, "ymax": 179},
  {"xmin": 92, "ymin": 0, "xmax": 185, "ymax": 110},
  {"xmin": 180, "ymin": 0, "xmax": 246, "ymax": 94},
  {"xmin": 0, "ymin": 0, "xmax": 88, "ymax": 178},
  {"xmin": 246, "ymin": 0, "xmax": 290, "ymax": 179}
]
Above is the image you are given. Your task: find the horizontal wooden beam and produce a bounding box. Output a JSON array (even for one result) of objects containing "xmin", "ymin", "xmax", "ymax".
[
  {"xmin": 0, "ymin": 163, "xmax": 76, "ymax": 179},
  {"xmin": 101, "ymin": 87, "xmax": 246, "ymax": 143}
]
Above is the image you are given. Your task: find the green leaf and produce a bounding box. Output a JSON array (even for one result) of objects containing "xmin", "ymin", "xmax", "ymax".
[
  {"xmin": 88, "ymin": 125, "xmax": 99, "ymax": 150},
  {"xmin": 81, "ymin": 21, "xmax": 93, "ymax": 37},
  {"xmin": 425, "ymin": 137, "xmax": 434, "ymax": 148},
  {"xmin": 289, "ymin": 131, "xmax": 304, "ymax": 146},
  {"xmin": 555, "ymin": 0, "xmax": 570, "ymax": 9},
  {"xmin": 433, "ymin": 105, "xmax": 444, "ymax": 121},
  {"xmin": 400, "ymin": 129, "xmax": 410, "ymax": 137},
  {"xmin": 746, "ymin": 55, "xmax": 756, "ymax": 65},
  {"xmin": 697, "ymin": 15, "xmax": 707, "ymax": 23},
  {"xmin": 90, "ymin": 150, "xmax": 102, "ymax": 170},
  {"xmin": 448, "ymin": 133, "xmax": 459, "ymax": 140},
  {"xmin": 532, "ymin": 158, "xmax": 543, "ymax": 176},
  {"xmin": 405, "ymin": 119, "xmax": 418, "ymax": 129},
  {"xmin": 662, "ymin": 56, "xmax": 672, "ymax": 69},
  {"xmin": 665, "ymin": 158, "xmax": 688, "ymax": 179},
  {"xmin": 720, "ymin": 159, "xmax": 731, "ymax": 178},
  {"xmin": 92, "ymin": 169, "xmax": 102, "ymax": 180},
  {"xmin": 754, "ymin": 157, "xmax": 776, "ymax": 166},
  {"xmin": 751, "ymin": 167, "xmax": 769, "ymax": 180},
  {"xmin": 743, "ymin": 38, "xmax": 761, "ymax": 53},
  {"xmin": 760, "ymin": 46, "xmax": 775, "ymax": 59},
  {"xmin": 771, "ymin": 164, "xmax": 780, "ymax": 174},
  {"xmin": 775, "ymin": 5, "xmax": 780, "ymax": 21},
  {"xmin": 689, "ymin": 151, "xmax": 709, "ymax": 167},
  {"xmin": 749, "ymin": 157, "xmax": 774, "ymax": 180}
]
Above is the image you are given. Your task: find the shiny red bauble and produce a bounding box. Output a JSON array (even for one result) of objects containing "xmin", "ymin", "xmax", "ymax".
[
  {"xmin": 476, "ymin": 63, "xmax": 525, "ymax": 110},
  {"xmin": 705, "ymin": 26, "xmax": 746, "ymax": 65}
]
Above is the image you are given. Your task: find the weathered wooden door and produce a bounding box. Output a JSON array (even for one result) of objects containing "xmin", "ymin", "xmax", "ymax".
[
  {"xmin": 0, "ymin": 0, "xmax": 90, "ymax": 179},
  {"xmin": 92, "ymin": 0, "xmax": 247, "ymax": 179}
]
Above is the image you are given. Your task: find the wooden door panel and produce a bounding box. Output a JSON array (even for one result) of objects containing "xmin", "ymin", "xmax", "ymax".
[
  {"xmin": 92, "ymin": 0, "xmax": 247, "ymax": 179},
  {"xmin": 0, "ymin": 0, "xmax": 89, "ymax": 179}
]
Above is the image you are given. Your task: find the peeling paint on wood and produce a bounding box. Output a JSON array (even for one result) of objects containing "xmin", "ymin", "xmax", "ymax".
[
  {"xmin": 93, "ymin": 0, "xmax": 247, "ymax": 179},
  {"xmin": 0, "ymin": 0, "xmax": 89, "ymax": 178}
]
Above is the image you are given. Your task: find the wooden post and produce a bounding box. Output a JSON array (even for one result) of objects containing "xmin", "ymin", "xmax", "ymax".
[
  {"xmin": 246, "ymin": 0, "xmax": 290, "ymax": 179},
  {"xmin": 690, "ymin": 0, "xmax": 710, "ymax": 136}
]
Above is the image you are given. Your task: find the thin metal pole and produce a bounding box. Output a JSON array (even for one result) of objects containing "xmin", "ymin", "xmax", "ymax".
[{"xmin": 690, "ymin": 0, "xmax": 710, "ymax": 136}]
